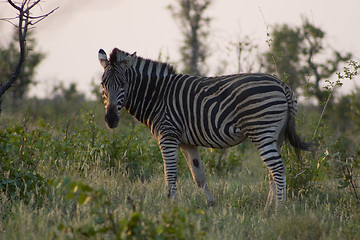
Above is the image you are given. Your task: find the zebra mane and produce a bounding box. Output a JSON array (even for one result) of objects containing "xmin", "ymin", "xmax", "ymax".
[{"xmin": 109, "ymin": 48, "xmax": 176, "ymax": 76}]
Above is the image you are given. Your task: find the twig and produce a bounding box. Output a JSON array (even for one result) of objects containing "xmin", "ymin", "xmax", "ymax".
[
  {"xmin": 127, "ymin": 196, "xmax": 136, "ymax": 212},
  {"xmin": 28, "ymin": 7, "xmax": 59, "ymax": 25},
  {"xmin": 312, "ymin": 91, "xmax": 332, "ymax": 139},
  {"xmin": 345, "ymin": 164, "xmax": 359, "ymax": 202},
  {"xmin": 259, "ymin": 6, "xmax": 279, "ymax": 77},
  {"xmin": 27, "ymin": 0, "xmax": 41, "ymax": 11},
  {"xmin": 0, "ymin": 17, "xmax": 18, "ymax": 27},
  {"xmin": 108, "ymin": 212, "xmax": 118, "ymax": 236}
]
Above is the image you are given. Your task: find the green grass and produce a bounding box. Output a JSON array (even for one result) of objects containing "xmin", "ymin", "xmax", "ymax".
[
  {"xmin": 1, "ymin": 173, "xmax": 359, "ymax": 239},
  {"xmin": 1, "ymin": 100, "xmax": 360, "ymax": 239}
]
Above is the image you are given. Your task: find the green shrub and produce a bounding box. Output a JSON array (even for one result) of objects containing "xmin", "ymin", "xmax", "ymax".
[
  {"xmin": 53, "ymin": 177, "xmax": 206, "ymax": 240},
  {"xmin": 0, "ymin": 121, "xmax": 49, "ymax": 203}
]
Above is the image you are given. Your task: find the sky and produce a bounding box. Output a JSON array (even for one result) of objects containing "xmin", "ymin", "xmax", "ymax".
[{"xmin": 1, "ymin": 0, "xmax": 359, "ymax": 99}]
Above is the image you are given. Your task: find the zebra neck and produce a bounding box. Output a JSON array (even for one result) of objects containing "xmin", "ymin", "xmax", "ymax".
[{"xmin": 124, "ymin": 62, "xmax": 174, "ymax": 127}]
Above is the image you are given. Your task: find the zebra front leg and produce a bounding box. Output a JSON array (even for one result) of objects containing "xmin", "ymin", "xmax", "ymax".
[
  {"xmin": 180, "ymin": 144, "xmax": 216, "ymax": 206},
  {"xmin": 159, "ymin": 137, "xmax": 180, "ymax": 200}
]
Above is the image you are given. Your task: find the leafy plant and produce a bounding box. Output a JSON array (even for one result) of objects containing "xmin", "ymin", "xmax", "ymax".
[
  {"xmin": 53, "ymin": 177, "xmax": 206, "ymax": 239},
  {"xmin": 284, "ymin": 60, "xmax": 360, "ymax": 199},
  {"xmin": 330, "ymin": 136, "xmax": 360, "ymax": 202},
  {"xmin": 0, "ymin": 120, "xmax": 49, "ymax": 203}
]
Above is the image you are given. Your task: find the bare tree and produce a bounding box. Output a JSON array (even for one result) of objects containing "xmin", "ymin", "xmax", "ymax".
[{"xmin": 0, "ymin": 0, "xmax": 58, "ymax": 113}]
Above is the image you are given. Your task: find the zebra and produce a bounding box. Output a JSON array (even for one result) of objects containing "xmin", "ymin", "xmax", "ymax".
[{"xmin": 98, "ymin": 48, "xmax": 309, "ymax": 210}]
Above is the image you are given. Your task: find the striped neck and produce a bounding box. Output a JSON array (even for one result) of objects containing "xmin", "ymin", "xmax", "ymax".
[{"xmin": 124, "ymin": 55, "xmax": 176, "ymax": 126}]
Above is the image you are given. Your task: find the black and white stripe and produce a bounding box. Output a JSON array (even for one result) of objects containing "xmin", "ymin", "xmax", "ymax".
[{"xmin": 98, "ymin": 48, "xmax": 309, "ymax": 209}]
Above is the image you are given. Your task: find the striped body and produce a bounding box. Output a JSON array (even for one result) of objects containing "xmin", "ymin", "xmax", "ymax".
[{"xmin": 98, "ymin": 48, "xmax": 308, "ymax": 210}]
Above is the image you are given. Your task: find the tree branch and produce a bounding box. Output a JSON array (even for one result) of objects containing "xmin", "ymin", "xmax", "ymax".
[
  {"xmin": 0, "ymin": 0, "xmax": 58, "ymax": 113},
  {"xmin": 28, "ymin": 7, "xmax": 59, "ymax": 25},
  {"xmin": 0, "ymin": 17, "xmax": 19, "ymax": 27},
  {"xmin": 7, "ymin": 0, "xmax": 21, "ymax": 11},
  {"xmin": 27, "ymin": 0, "xmax": 42, "ymax": 11}
]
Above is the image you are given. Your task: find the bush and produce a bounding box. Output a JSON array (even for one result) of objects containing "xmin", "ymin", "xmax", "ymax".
[
  {"xmin": 0, "ymin": 108, "xmax": 164, "ymax": 205},
  {"xmin": 0, "ymin": 121, "xmax": 49, "ymax": 203},
  {"xmin": 53, "ymin": 177, "xmax": 206, "ymax": 239}
]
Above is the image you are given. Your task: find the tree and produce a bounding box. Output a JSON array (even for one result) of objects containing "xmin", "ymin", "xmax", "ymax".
[
  {"xmin": 0, "ymin": 31, "xmax": 44, "ymax": 106},
  {"xmin": 263, "ymin": 19, "xmax": 351, "ymax": 105},
  {"xmin": 263, "ymin": 24, "xmax": 303, "ymax": 91},
  {"xmin": 168, "ymin": 0, "xmax": 212, "ymax": 76},
  {"xmin": 301, "ymin": 20, "xmax": 351, "ymax": 104},
  {"xmin": 0, "ymin": 0, "xmax": 57, "ymax": 113},
  {"xmin": 53, "ymin": 82, "xmax": 85, "ymax": 103}
]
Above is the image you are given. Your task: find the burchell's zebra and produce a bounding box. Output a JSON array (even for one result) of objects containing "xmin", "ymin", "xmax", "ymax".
[{"xmin": 98, "ymin": 48, "xmax": 309, "ymax": 209}]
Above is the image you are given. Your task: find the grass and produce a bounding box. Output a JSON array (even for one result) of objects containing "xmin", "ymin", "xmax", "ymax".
[
  {"xmin": 1, "ymin": 172, "xmax": 359, "ymax": 239},
  {"xmin": 1, "ymin": 100, "xmax": 360, "ymax": 239}
]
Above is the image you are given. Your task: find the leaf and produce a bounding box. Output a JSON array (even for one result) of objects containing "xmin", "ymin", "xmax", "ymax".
[
  {"xmin": 58, "ymin": 223, "xmax": 66, "ymax": 231},
  {"xmin": 79, "ymin": 182, "xmax": 93, "ymax": 192},
  {"xmin": 195, "ymin": 209, "xmax": 205, "ymax": 215},
  {"xmin": 73, "ymin": 185, "xmax": 78, "ymax": 193},
  {"xmin": 65, "ymin": 192, "xmax": 74, "ymax": 200},
  {"xmin": 78, "ymin": 193, "xmax": 92, "ymax": 205},
  {"xmin": 95, "ymin": 216, "xmax": 106, "ymax": 225},
  {"xmin": 60, "ymin": 176, "xmax": 71, "ymax": 188}
]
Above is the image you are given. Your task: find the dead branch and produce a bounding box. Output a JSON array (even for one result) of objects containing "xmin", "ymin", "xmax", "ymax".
[
  {"xmin": 0, "ymin": 0, "xmax": 58, "ymax": 113},
  {"xmin": 28, "ymin": 7, "xmax": 59, "ymax": 25}
]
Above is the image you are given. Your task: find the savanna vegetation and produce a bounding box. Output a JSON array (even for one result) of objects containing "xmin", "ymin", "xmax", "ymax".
[
  {"xmin": 1, "ymin": 71, "xmax": 360, "ymax": 240},
  {"xmin": 1, "ymin": 57, "xmax": 360, "ymax": 240},
  {"xmin": 1, "ymin": 0, "xmax": 360, "ymax": 239}
]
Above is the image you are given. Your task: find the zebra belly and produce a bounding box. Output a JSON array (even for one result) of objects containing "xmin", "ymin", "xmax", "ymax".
[{"xmin": 181, "ymin": 123, "xmax": 247, "ymax": 149}]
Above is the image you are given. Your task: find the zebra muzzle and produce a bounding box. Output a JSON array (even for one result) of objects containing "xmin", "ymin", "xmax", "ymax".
[{"xmin": 105, "ymin": 104, "xmax": 119, "ymax": 129}]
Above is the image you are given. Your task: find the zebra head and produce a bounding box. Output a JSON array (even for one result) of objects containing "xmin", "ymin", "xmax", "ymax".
[{"xmin": 98, "ymin": 49, "xmax": 136, "ymax": 128}]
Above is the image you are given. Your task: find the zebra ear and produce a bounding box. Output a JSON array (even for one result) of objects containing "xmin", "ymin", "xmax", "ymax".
[
  {"xmin": 120, "ymin": 52, "xmax": 136, "ymax": 69},
  {"xmin": 98, "ymin": 49, "xmax": 109, "ymax": 69}
]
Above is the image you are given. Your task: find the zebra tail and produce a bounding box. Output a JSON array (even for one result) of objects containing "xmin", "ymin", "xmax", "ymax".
[
  {"xmin": 286, "ymin": 112, "xmax": 311, "ymax": 152},
  {"xmin": 285, "ymin": 89, "xmax": 311, "ymax": 154}
]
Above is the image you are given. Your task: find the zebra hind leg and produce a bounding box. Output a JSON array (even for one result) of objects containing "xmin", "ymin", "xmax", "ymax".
[
  {"xmin": 257, "ymin": 142, "xmax": 286, "ymax": 211},
  {"xmin": 180, "ymin": 144, "xmax": 216, "ymax": 206},
  {"xmin": 265, "ymin": 173, "xmax": 276, "ymax": 210}
]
